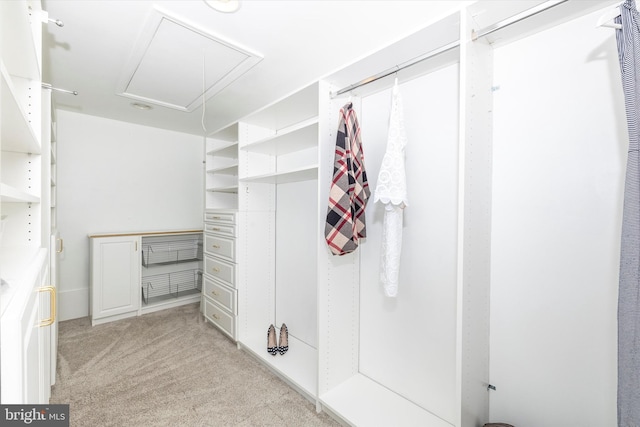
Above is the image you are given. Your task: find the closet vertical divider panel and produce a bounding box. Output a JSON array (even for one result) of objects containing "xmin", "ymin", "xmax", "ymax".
[
  {"xmin": 237, "ymin": 82, "xmax": 322, "ymax": 401},
  {"xmin": 456, "ymin": 8, "xmax": 493, "ymax": 427}
]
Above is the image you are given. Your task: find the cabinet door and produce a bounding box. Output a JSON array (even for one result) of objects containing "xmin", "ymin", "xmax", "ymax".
[
  {"xmin": 91, "ymin": 236, "xmax": 140, "ymax": 322},
  {"xmin": 0, "ymin": 251, "xmax": 48, "ymax": 404}
]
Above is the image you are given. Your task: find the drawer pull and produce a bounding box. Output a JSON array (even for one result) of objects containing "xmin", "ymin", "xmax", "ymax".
[
  {"xmin": 212, "ymin": 244, "xmax": 221, "ymax": 249},
  {"xmin": 212, "ymin": 267, "xmax": 220, "ymax": 273},
  {"xmin": 211, "ymin": 290, "xmax": 219, "ymax": 296},
  {"xmin": 212, "ymin": 216, "xmax": 221, "ymax": 219},
  {"xmin": 211, "ymin": 227, "xmax": 221, "ymax": 231},
  {"xmin": 212, "ymin": 314, "xmax": 220, "ymax": 320}
]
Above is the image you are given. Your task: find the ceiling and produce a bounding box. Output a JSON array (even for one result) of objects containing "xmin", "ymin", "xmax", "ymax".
[{"xmin": 41, "ymin": 0, "xmax": 467, "ymax": 137}]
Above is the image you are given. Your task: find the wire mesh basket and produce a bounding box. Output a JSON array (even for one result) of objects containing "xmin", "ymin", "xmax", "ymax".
[
  {"xmin": 141, "ymin": 235, "xmax": 203, "ymax": 267},
  {"xmin": 141, "ymin": 269, "xmax": 203, "ymax": 305}
]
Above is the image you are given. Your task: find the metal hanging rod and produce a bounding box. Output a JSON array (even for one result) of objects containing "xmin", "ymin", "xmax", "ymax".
[
  {"xmin": 330, "ymin": 0, "xmax": 569, "ymax": 98},
  {"xmin": 472, "ymin": 0, "xmax": 569, "ymax": 40},
  {"xmin": 47, "ymin": 17, "xmax": 64, "ymax": 27},
  {"xmin": 330, "ymin": 40, "xmax": 460, "ymax": 98},
  {"xmin": 42, "ymin": 83, "xmax": 78, "ymax": 96}
]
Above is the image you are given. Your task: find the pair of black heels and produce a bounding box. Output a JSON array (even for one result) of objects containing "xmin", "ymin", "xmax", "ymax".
[{"xmin": 267, "ymin": 323, "xmax": 288, "ymax": 356}]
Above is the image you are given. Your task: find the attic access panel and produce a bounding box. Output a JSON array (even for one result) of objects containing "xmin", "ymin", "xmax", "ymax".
[{"xmin": 117, "ymin": 7, "xmax": 262, "ymax": 112}]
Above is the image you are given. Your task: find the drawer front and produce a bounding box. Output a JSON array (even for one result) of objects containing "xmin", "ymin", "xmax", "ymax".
[
  {"xmin": 203, "ymin": 222, "xmax": 236, "ymax": 237},
  {"xmin": 204, "ymin": 255, "xmax": 235, "ymax": 288},
  {"xmin": 204, "ymin": 233, "xmax": 235, "ymax": 261},
  {"xmin": 203, "ymin": 276, "xmax": 235, "ymax": 313},
  {"xmin": 204, "ymin": 211, "xmax": 236, "ymax": 224},
  {"xmin": 203, "ymin": 298, "xmax": 235, "ymax": 338}
]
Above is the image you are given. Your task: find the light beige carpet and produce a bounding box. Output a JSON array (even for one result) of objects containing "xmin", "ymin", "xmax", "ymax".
[{"xmin": 50, "ymin": 303, "xmax": 341, "ymax": 427}]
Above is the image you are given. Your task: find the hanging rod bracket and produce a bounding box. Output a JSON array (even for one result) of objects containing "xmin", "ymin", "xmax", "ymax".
[
  {"xmin": 41, "ymin": 10, "xmax": 64, "ymax": 27},
  {"xmin": 42, "ymin": 83, "xmax": 78, "ymax": 96}
]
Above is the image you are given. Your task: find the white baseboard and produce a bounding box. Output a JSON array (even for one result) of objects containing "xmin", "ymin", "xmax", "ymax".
[{"xmin": 58, "ymin": 288, "xmax": 89, "ymax": 321}]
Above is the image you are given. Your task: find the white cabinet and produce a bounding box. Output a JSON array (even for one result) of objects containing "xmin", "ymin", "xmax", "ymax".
[
  {"xmin": 90, "ymin": 230, "xmax": 203, "ymax": 325},
  {"xmin": 89, "ymin": 235, "xmax": 140, "ymax": 325},
  {"xmin": 201, "ymin": 210, "xmax": 237, "ymax": 340},
  {"xmin": 1, "ymin": 250, "xmax": 54, "ymax": 404}
]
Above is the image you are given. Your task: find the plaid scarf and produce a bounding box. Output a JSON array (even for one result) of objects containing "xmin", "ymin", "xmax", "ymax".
[{"xmin": 325, "ymin": 102, "xmax": 370, "ymax": 256}]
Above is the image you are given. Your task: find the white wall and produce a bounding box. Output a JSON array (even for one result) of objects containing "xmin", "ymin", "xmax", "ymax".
[
  {"xmin": 489, "ymin": 8, "xmax": 625, "ymax": 426},
  {"xmin": 56, "ymin": 110, "xmax": 204, "ymax": 321}
]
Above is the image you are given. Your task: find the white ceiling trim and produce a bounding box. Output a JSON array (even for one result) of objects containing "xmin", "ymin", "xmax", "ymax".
[{"xmin": 116, "ymin": 6, "xmax": 263, "ymax": 112}]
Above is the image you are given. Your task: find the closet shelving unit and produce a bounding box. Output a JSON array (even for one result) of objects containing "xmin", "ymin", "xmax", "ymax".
[
  {"xmin": 236, "ymin": 80, "xmax": 326, "ymax": 399},
  {"xmin": 1, "ymin": 0, "xmax": 56, "ymax": 404},
  {"xmin": 221, "ymin": 1, "xmax": 617, "ymax": 426},
  {"xmin": 202, "ymin": 123, "xmax": 240, "ymax": 339},
  {"xmin": 0, "ymin": 0, "xmax": 45, "ymax": 298},
  {"xmin": 191, "ymin": 0, "xmax": 614, "ymax": 427},
  {"xmin": 205, "ymin": 123, "xmax": 239, "ymax": 209}
]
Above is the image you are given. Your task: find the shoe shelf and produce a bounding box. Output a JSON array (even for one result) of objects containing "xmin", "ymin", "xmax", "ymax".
[{"xmin": 238, "ymin": 330, "xmax": 317, "ymax": 400}]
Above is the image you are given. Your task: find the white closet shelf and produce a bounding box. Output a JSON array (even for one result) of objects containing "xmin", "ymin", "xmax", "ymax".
[
  {"xmin": 240, "ymin": 332, "xmax": 317, "ymax": 398},
  {"xmin": 207, "ymin": 164, "xmax": 238, "ymax": 175},
  {"xmin": 0, "ymin": 0, "xmax": 40, "ymax": 80},
  {"xmin": 0, "ymin": 183, "xmax": 40, "ymax": 203},
  {"xmin": 207, "ymin": 122, "xmax": 238, "ymax": 142},
  {"xmin": 1, "ymin": 62, "xmax": 40, "ymax": 154},
  {"xmin": 207, "ymin": 185, "xmax": 238, "ymax": 193},
  {"xmin": 242, "ymin": 117, "xmax": 319, "ymax": 155},
  {"xmin": 320, "ymin": 374, "xmax": 452, "ymax": 427},
  {"xmin": 207, "ymin": 142, "xmax": 238, "ymax": 158},
  {"xmin": 239, "ymin": 165, "xmax": 318, "ymax": 184}
]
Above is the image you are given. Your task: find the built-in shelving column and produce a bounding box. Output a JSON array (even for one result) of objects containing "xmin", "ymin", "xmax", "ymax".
[
  {"xmin": 205, "ymin": 123, "xmax": 238, "ymax": 210},
  {"xmin": 0, "ymin": 0, "xmax": 46, "ymax": 294},
  {"xmin": 237, "ymin": 81, "xmax": 322, "ymax": 402}
]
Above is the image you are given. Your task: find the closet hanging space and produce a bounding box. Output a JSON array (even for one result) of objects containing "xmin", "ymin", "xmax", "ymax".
[{"xmin": 320, "ymin": 10, "xmax": 473, "ymax": 427}]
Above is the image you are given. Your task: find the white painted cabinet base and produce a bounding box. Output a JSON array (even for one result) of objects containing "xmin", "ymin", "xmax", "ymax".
[{"xmin": 90, "ymin": 231, "xmax": 203, "ymax": 326}]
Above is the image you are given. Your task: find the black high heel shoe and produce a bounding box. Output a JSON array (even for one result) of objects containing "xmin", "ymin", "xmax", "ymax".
[
  {"xmin": 267, "ymin": 324, "xmax": 278, "ymax": 356},
  {"xmin": 278, "ymin": 323, "xmax": 288, "ymax": 355}
]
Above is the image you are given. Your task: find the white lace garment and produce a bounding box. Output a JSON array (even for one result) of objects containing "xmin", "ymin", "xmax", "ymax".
[{"xmin": 374, "ymin": 81, "xmax": 408, "ymax": 297}]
